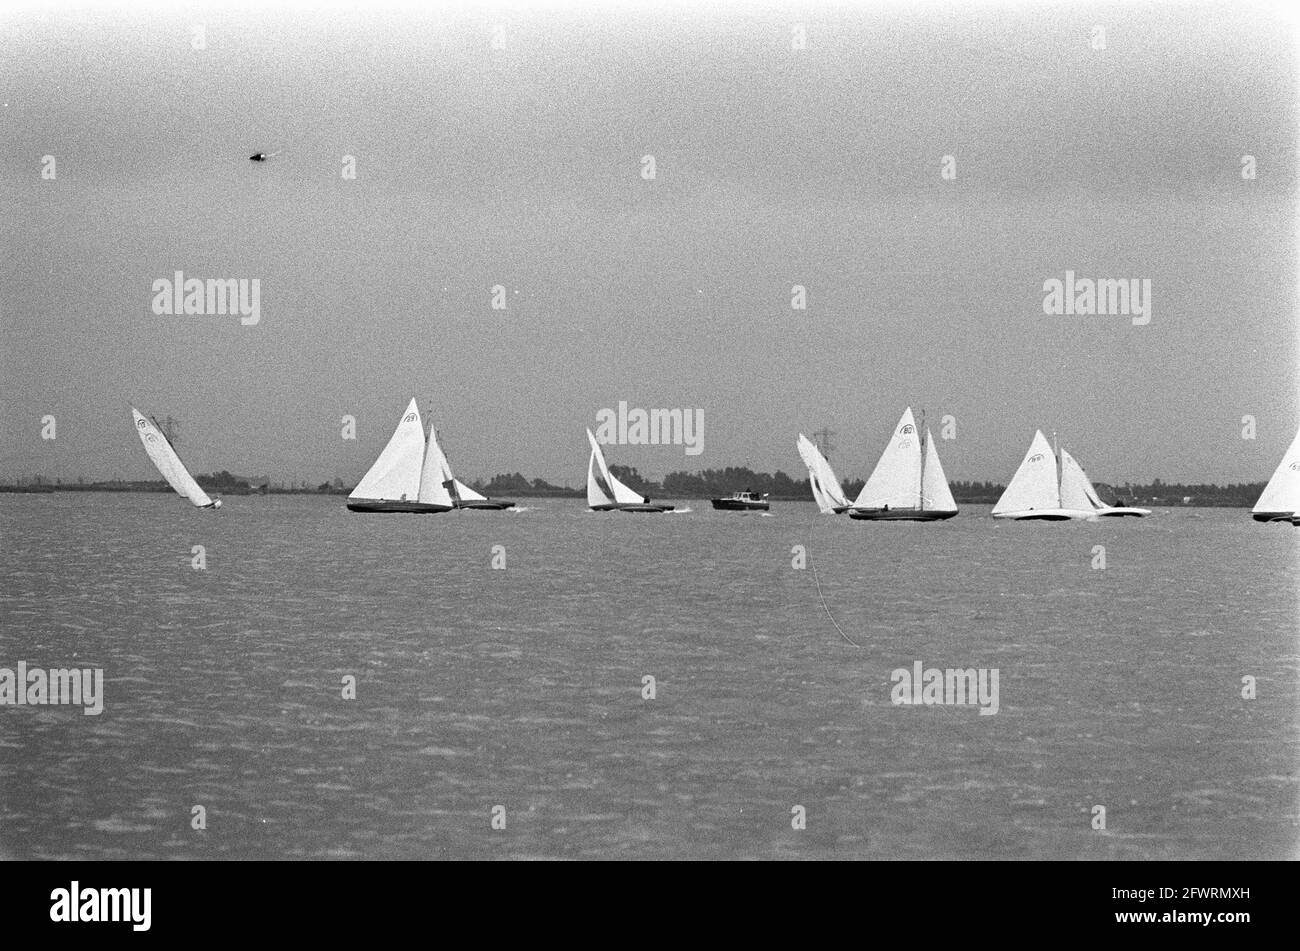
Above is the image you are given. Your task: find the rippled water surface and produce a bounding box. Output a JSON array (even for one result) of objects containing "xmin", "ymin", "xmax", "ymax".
[{"xmin": 1, "ymin": 494, "xmax": 1297, "ymax": 859}]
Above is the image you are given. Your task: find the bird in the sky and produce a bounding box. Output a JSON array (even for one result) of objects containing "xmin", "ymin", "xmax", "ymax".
[{"xmin": 249, "ymin": 149, "xmax": 282, "ymax": 162}]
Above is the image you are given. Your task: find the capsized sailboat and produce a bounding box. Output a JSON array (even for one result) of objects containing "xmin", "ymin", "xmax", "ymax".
[
  {"xmin": 1251, "ymin": 426, "xmax": 1300, "ymax": 524},
  {"xmin": 347, "ymin": 399, "xmax": 454, "ymax": 513},
  {"xmin": 847, "ymin": 408, "xmax": 958, "ymax": 521},
  {"xmin": 993, "ymin": 431, "xmax": 1096, "ymax": 520},
  {"xmin": 795, "ymin": 433, "xmax": 851, "ymax": 513},
  {"xmin": 131, "ymin": 408, "xmax": 221, "ymax": 508},
  {"xmin": 586, "ymin": 429, "xmax": 674, "ymax": 512}
]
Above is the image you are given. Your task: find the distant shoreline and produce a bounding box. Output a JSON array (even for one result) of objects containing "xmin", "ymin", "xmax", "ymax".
[{"xmin": 0, "ymin": 482, "xmax": 1263, "ymax": 507}]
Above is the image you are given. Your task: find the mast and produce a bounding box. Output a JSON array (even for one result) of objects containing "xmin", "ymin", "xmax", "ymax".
[
  {"xmin": 1052, "ymin": 430, "xmax": 1061, "ymax": 496},
  {"xmin": 918, "ymin": 409, "xmax": 926, "ymax": 510}
]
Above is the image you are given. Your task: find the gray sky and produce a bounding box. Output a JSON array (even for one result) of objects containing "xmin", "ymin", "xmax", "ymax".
[{"xmin": 2, "ymin": 1, "xmax": 1296, "ymax": 487}]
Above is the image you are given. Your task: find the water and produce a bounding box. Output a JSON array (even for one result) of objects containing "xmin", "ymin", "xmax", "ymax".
[{"xmin": 1, "ymin": 493, "xmax": 1296, "ymax": 859}]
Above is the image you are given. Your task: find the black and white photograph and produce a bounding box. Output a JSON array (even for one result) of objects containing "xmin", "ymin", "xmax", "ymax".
[{"xmin": 0, "ymin": 0, "xmax": 1294, "ymax": 925}]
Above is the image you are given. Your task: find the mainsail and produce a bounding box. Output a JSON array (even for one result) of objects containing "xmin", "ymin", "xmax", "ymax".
[
  {"xmin": 921, "ymin": 429, "xmax": 958, "ymax": 511},
  {"xmin": 131, "ymin": 409, "xmax": 214, "ymax": 508},
  {"xmin": 349, "ymin": 398, "xmax": 426, "ymax": 502},
  {"xmin": 1253, "ymin": 426, "xmax": 1300, "ymax": 517},
  {"xmin": 852, "ymin": 408, "xmax": 924, "ymax": 510},
  {"xmin": 993, "ymin": 430, "xmax": 1060, "ymax": 515},
  {"xmin": 587, "ymin": 450, "xmax": 615, "ymax": 507},
  {"xmin": 586, "ymin": 428, "xmax": 646, "ymax": 506},
  {"xmin": 1058, "ymin": 449, "xmax": 1097, "ymax": 511},
  {"xmin": 417, "ymin": 422, "xmax": 455, "ymax": 507},
  {"xmin": 796, "ymin": 433, "xmax": 848, "ymax": 513},
  {"xmin": 422, "ymin": 425, "xmax": 492, "ymax": 506}
]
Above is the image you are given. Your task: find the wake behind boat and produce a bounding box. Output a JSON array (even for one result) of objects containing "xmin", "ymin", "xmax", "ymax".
[
  {"xmin": 847, "ymin": 408, "xmax": 957, "ymax": 521},
  {"xmin": 131, "ymin": 408, "xmax": 221, "ymax": 509},
  {"xmin": 795, "ymin": 434, "xmax": 851, "ymax": 513},
  {"xmin": 1251, "ymin": 425, "xmax": 1300, "ymax": 524},
  {"xmin": 586, "ymin": 429, "xmax": 674, "ymax": 512}
]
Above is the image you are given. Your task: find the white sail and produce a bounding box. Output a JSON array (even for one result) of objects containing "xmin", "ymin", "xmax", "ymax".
[
  {"xmin": 587, "ymin": 450, "xmax": 615, "ymax": 508},
  {"xmin": 920, "ymin": 428, "xmax": 957, "ymax": 512},
  {"xmin": 852, "ymin": 408, "xmax": 923, "ymax": 510},
  {"xmin": 131, "ymin": 409, "xmax": 214, "ymax": 507},
  {"xmin": 349, "ymin": 398, "xmax": 425, "ymax": 502},
  {"xmin": 796, "ymin": 433, "xmax": 848, "ymax": 513},
  {"xmin": 417, "ymin": 423, "xmax": 455, "ymax": 507},
  {"xmin": 1058, "ymin": 449, "xmax": 1097, "ymax": 511},
  {"xmin": 452, "ymin": 479, "xmax": 487, "ymax": 502},
  {"xmin": 993, "ymin": 430, "xmax": 1060, "ymax": 515},
  {"xmin": 586, "ymin": 428, "xmax": 645, "ymax": 505},
  {"xmin": 1082, "ymin": 476, "xmax": 1107, "ymax": 508},
  {"xmin": 1253, "ymin": 426, "xmax": 1300, "ymax": 515},
  {"xmin": 796, "ymin": 435, "xmax": 833, "ymax": 512},
  {"xmin": 421, "ymin": 425, "xmax": 491, "ymax": 503}
]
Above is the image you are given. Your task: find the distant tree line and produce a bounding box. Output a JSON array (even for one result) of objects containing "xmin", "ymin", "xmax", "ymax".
[
  {"xmin": 1109, "ymin": 480, "xmax": 1267, "ymax": 506},
  {"xmin": 481, "ymin": 472, "xmax": 584, "ymax": 497},
  {"xmin": 2, "ymin": 471, "xmax": 1273, "ymax": 507}
]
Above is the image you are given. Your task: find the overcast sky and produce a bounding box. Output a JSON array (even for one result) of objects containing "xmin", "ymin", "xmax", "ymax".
[{"xmin": 2, "ymin": 1, "xmax": 1296, "ymax": 487}]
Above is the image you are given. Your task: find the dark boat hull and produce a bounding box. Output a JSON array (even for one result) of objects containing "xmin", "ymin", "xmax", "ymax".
[
  {"xmin": 848, "ymin": 507, "xmax": 957, "ymax": 521},
  {"xmin": 1252, "ymin": 511, "xmax": 1298, "ymax": 524},
  {"xmin": 454, "ymin": 499, "xmax": 516, "ymax": 510},
  {"xmin": 711, "ymin": 499, "xmax": 769, "ymax": 511},
  {"xmin": 346, "ymin": 499, "xmax": 453, "ymax": 513},
  {"xmin": 1094, "ymin": 508, "xmax": 1150, "ymax": 518},
  {"xmin": 590, "ymin": 503, "xmax": 675, "ymax": 513}
]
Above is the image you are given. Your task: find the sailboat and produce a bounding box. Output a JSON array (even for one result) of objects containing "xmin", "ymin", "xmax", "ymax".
[
  {"xmin": 847, "ymin": 408, "xmax": 958, "ymax": 521},
  {"xmin": 1251, "ymin": 426, "xmax": 1300, "ymax": 524},
  {"xmin": 424, "ymin": 426, "xmax": 515, "ymax": 510},
  {"xmin": 795, "ymin": 433, "xmax": 851, "ymax": 513},
  {"xmin": 347, "ymin": 398, "xmax": 510, "ymax": 513},
  {"xmin": 993, "ymin": 430, "xmax": 1097, "ymax": 520},
  {"xmin": 1061, "ymin": 448, "xmax": 1150, "ymax": 518},
  {"xmin": 131, "ymin": 408, "xmax": 221, "ymax": 508},
  {"xmin": 585, "ymin": 429, "xmax": 674, "ymax": 512}
]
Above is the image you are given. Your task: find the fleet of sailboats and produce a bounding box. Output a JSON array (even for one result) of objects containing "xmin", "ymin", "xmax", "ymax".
[
  {"xmin": 1251, "ymin": 426, "xmax": 1300, "ymax": 524},
  {"xmin": 585, "ymin": 428, "xmax": 674, "ymax": 512},
  {"xmin": 847, "ymin": 408, "xmax": 957, "ymax": 521},
  {"xmin": 125, "ymin": 401, "xmax": 1297, "ymax": 524},
  {"xmin": 131, "ymin": 408, "xmax": 221, "ymax": 509},
  {"xmin": 346, "ymin": 398, "xmax": 513, "ymax": 513}
]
